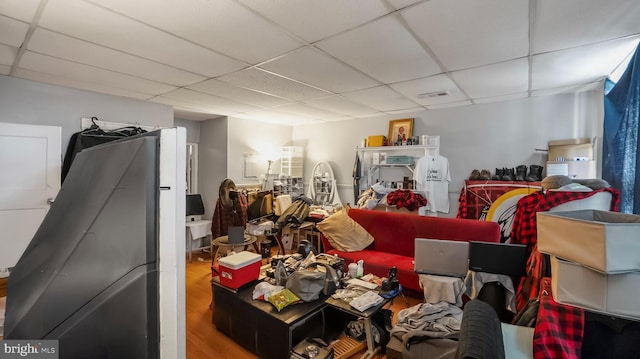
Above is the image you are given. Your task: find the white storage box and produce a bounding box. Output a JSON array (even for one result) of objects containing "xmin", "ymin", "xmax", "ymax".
[
  {"xmin": 218, "ymin": 251, "xmax": 262, "ymax": 289},
  {"xmin": 550, "ymin": 256, "xmax": 640, "ymax": 320},
  {"xmin": 537, "ymin": 210, "xmax": 640, "ymax": 273}
]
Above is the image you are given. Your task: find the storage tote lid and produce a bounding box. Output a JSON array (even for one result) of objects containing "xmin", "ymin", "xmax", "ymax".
[{"xmin": 218, "ymin": 251, "xmax": 261, "ymax": 269}]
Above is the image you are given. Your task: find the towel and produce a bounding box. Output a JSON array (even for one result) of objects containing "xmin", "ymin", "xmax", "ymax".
[{"xmin": 419, "ymin": 274, "xmax": 466, "ymax": 307}]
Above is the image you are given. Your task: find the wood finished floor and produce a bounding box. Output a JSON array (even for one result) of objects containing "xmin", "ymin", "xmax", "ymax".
[{"xmin": 186, "ymin": 252, "xmax": 421, "ymax": 359}]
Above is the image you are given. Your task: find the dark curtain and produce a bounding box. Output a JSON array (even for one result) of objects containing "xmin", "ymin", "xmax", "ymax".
[{"xmin": 603, "ymin": 45, "xmax": 640, "ymax": 214}]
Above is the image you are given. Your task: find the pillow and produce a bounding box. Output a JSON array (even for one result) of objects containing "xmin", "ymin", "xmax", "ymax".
[{"xmin": 316, "ymin": 208, "xmax": 374, "ymax": 252}]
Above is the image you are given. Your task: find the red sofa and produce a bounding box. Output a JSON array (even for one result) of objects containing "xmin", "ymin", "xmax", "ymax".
[{"xmin": 319, "ymin": 208, "xmax": 500, "ymax": 295}]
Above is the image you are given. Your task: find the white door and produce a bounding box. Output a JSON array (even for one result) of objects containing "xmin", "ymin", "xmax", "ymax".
[{"xmin": 0, "ymin": 122, "xmax": 61, "ymax": 269}]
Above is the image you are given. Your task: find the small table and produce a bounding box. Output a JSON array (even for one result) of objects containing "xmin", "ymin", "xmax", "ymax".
[
  {"xmin": 325, "ymin": 289, "xmax": 391, "ymax": 359},
  {"xmin": 211, "ymin": 234, "xmax": 258, "ymax": 263},
  {"xmin": 185, "ymin": 220, "xmax": 212, "ymax": 262}
]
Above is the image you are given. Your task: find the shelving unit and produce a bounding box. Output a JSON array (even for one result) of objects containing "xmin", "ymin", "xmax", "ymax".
[{"xmin": 356, "ymin": 137, "xmax": 440, "ymax": 196}]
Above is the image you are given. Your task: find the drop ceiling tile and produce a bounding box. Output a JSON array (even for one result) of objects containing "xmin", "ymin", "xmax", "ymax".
[
  {"xmin": 160, "ymin": 88, "xmax": 260, "ymax": 115},
  {"xmin": 387, "ymin": 0, "xmax": 422, "ymax": 10},
  {"xmin": 19, "ymin": 51, "xmax": 176, "ymax": 95},
  {"xmin": 386, "ymin": 107, "xmax": 425, "ymax": 115},
  {"xmin": 28, "ymin": 28, "xmax": 205, "ymax": 86},
  {"xmin": 532, "ymin": 37, "xmax": 640, "ymax": 90},
  {"xmin": 427, "ymin": 100, "xmax": 472, "ymax": 110},
  {"xmin": 236, "ymin": 109, "xmax": 321, "ymax": 126},
  {"xmin": 0, "ymin": 0, "xmax": 41, "ymax": 22},
  {"xmin": 173, "ymin": 108, "xmax": 219, "ymax": 121},
  {"xmin": 13, "ymin": 68, "xmax": 153, "ymax": 99},
  {"xmin": 474, "ymin": 92, "xmax": 528, "ymax": 104},
  {"xmin": 217, "ymin": 68, "xmax": 331, "ymax": 101},
  {"xmin": 0, "ymin": 43, "xmax": 16, "ymax": 65},
  {"xmin": 151, "ymin": 96, "xmax": 219, "ymax": 114},
  {"xmin": 259, "ymin": 47, "xmax": 380, "ymax": 93},
  {"xmin": 272, "ymin": 103, "xmax": 351, "ymax": 122},
  {"xmin": 89, "ymin": 0, "xmax": 303, "ymax": 64},
  {"xmin": 187, "ymin": 78, "xmax": 291, "ymax": 108},
  {"xmin": 0, "ymin": 15, "xmax": 29, "ymax": 47},
  {"xmin": 303, "ymin": 95, "xmax": 379, "ymax": 117},
  {"xmin": 317, "ymin": 15, "xmax": 441, "ymax": 83},
  {"xmin": 0, "ymin": 64, "xmax": 9, "ymax": 75},
  {"xmin": 239, "ymin": 0, "xmax": 389, "ymax": 43},
  {"xmin": 532, "ymin": 81, "xmax": 603, "ymax": 97},
  {"xmin": 533, "ymin": 0, "xmax": 640, "ymax": 54},
  {"xmin": 451, "ymin": 58, "xmax": 529, "ymax": 99},
  {"xmin": 402, "ymin": 0, "xmax": 528, "ymax": 70},
  {"xmin": 390, "ymin": 74, "xmax": 467, "ymax": 106},
  {"xmin": 39, "ymin": 0, "xmax": 245, "ymax": 77},
  {"xmin": 341, "ymin": 85, "xmax": 419, "ymax": 112}
]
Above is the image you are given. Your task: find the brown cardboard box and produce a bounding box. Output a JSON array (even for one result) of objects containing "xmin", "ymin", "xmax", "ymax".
[
  {"xmin": 548, "ymin": 138, "xmax": 593, "ymax": 161},
  {"xmin": 386, "ymin": 336, "xmax": 404, "ymax": 359},
  {"xmin": 545, "ymin": 160, "xmax": 596, "ymax": 179}
]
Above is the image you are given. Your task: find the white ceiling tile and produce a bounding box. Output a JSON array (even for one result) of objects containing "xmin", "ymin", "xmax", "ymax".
[
  {"xmin": 532, "ymin": 37, "xmax": 640, "ymax": 90},
  {"xmin": 451, "ymin": 58, "xmax": 529, "ymax": 99},
  {"xmin": 13, "ymin": 68, "xmax": 153, "ymax": 99},
  {"xmin": 236, "ymin": 110, "xmax": 321, "ymax": 126},
  {"xmin": 151, "ymin": 96, "xmax": 219, "ymax": 114},
  {"xmin": 427, "ymin": 100, "xmax": 472, "ymax": 110},
  {"xmin": 239, "ymin": 0, "xmax": 389, "ymax": 43},
  {"xmin": 304, "ymin": 95, "xmax": 379, "ymax": 117},
  {"xmin": 532, "ymin": 81, "xmax": 604, "ymax": 97},
  {"xmin": 533, "ymin": 0, "xmax": 640, "ymax": 54},
  {"xmin": 160, "ymin": 88, "xmax": 260, "ymax": 115},
  {"xmin": 218, "ymin": 68, "xmax": 331, "ymax": 101},
  {"xmin": 0, "ymin": 14, "xmax": 29, "ymax": 47},
  {"xmin": 259, "ymin": 47, "xmax": 380, "ymax": 93},
  {"xmin": 173, "ymin": 107, "xmax": 220, "ymax": 122},
  {"xmin": 27, "ymin": 28, "xmax": 205, "ymax": 87},
  {"xmin": 341, "ymin": 85, "xmax": 419, "ymax": 111},
  {"xmin": 0, "ymin": 64, "xmax": 10, "ymax": 75},
  {"xmin": 187, "ymin": 78, "xmax": 291, "ymax": 108},
  {"xmin": 474, "ymin": 92, "xmax": 528, "ymax": 104},
  {"xmin": 390, "ymin": 74, "xmax": 467, "ymax": 106},
  {"xmin": 39, "ymin": 0, "xmax": 245, "ymax": 77},
  {"xmin": 387, "ymin": 0, "xmax": 422, "ymax": 10},
  {"xmin": 0, "ymin": 0, "xmax": 41, "ymax": 22},
  {"xmin": 272, "ymin": 103, "xmax": 351, "ymax": 122},
  {"xmin": 317, "ymin": 16, "xmax": 441, "ymax": 83},
  {"xmin": 402, "ymin": 0, "xmax": 529, "ymax": 70},
  {"xmin": 19, "ymin": 51, "xmax": 176, "ymax": 95},
  {"xmin": 0, "ymin": 43, "xmax": 16, "ymax": 65},
  {"xmin": 386, "ymin": 107, "xmax": 425, "ymax": 115},
  {"xmin": 89, "ymin": 0, "xmax": 303, "ymax": 64}
]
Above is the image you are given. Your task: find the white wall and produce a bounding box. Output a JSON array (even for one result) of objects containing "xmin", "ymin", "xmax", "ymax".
[
  {"xmin": 293, "ymin": 90, "xmax": 604, "ymax": 217},
  {"xmin": 199, "ymin": 117, "xmax": 228, "ymax": 220},
  {"xmin": 227, "ymin": 116, "xmax": 293, "ymax": 185},
  {"xmin": 0, "ymin": 75, "xmax": 173, "ymax": 154}
]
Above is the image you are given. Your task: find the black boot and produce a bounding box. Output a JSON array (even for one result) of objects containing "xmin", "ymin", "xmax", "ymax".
[
  {"xmin": 491, "ymin": 168, "xmax": 503, "ymax": 181},
  {"xmin": 526, "ymin": 165, "xmax": 543, "ymax": 182},
  {"xmin": 515, "ymin": 165, "xmax": 527, "ymax": 181},
  {"xmin": 501, "ymin": 167, "xmax": 515, "ymax": 181}
]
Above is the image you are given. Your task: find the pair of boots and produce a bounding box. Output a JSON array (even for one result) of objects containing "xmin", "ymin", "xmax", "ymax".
[
  {"xmin": 491, "ymin": 165, "xmax": 543, "ymax": 181},
  {"xmin": 469, "ymin": 169, "xmax": 491, "ymax": 180}
]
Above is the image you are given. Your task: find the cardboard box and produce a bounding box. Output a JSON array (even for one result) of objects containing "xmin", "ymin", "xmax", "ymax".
[
  {"xmin": 218, "ymin": 251, "xmax": 261, "ymax": 289},
  {"xmin": 538, "ymin": 210, "xmax": 640, "ymax": 273},
  {"xmin": 367, "ymin": 135, "xmax": 387, "ymax": 147},
  {"xmin": 385, "ymin": 336, "xmax": 403, "ymax": 359},
  {"xmin": 548, "ymin": 138, "xmax": 593, "ymax": 161},
  {"xmin": 550, "ymin": 256, "xmax": 640, "ymax": 321}
]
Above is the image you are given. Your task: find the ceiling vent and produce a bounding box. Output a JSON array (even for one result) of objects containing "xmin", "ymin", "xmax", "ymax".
[{"xmin": 417, "ymin": 90, "xmax": 451, "ymax": 98}]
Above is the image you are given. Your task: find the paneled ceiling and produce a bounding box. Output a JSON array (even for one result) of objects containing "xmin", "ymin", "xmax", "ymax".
[{"xmin": 1, "ymin": 0, "xmax": 639, "ymax": 125}]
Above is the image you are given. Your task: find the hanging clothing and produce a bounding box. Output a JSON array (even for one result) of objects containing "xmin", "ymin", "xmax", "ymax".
[
  {"xmin": 413, "ymin": 154, "xmax": 451, "ymax": 213},
  {"xmin": 211, "ymin": 195, "xmax": 248, "ymax": 240}
]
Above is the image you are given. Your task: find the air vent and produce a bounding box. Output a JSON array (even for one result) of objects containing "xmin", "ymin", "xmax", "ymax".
[{"xmin": 417, "ymin": 90, "xmax": 451, "ymax": 98}]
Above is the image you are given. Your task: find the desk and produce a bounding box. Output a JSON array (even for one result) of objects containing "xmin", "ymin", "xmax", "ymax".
[{"xmin": 185, "ymin": 220, "xmax": 212, "ymax": 262}]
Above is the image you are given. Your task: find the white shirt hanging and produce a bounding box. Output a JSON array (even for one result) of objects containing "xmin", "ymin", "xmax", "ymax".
[{"xmin": 413, "ymin": 154, "xmax": 451, "ymax": 213}]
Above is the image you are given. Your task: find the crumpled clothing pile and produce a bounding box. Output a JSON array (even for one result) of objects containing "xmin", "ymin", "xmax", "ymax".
[{"xmin": 386, "ymin": 190, "xmax": 427, "ymax": 211}]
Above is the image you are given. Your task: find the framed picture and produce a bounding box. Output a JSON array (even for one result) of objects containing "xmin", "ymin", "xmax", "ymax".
[{"xmin": 388, "ymin": 118, "xmax": 414, "ymax": 146}]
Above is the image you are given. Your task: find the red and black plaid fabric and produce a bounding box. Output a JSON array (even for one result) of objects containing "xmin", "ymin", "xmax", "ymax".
[
  {"xmin": 510, "ymin": 188, "xmax": 620, "ymax": 252},
  {"xmin": 534, "ymin": 278, "xmax": 584, "ymax": 359},
  {"xmin": 386, "ymin": 189, "xmax": 427, "ymax": 211}
]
